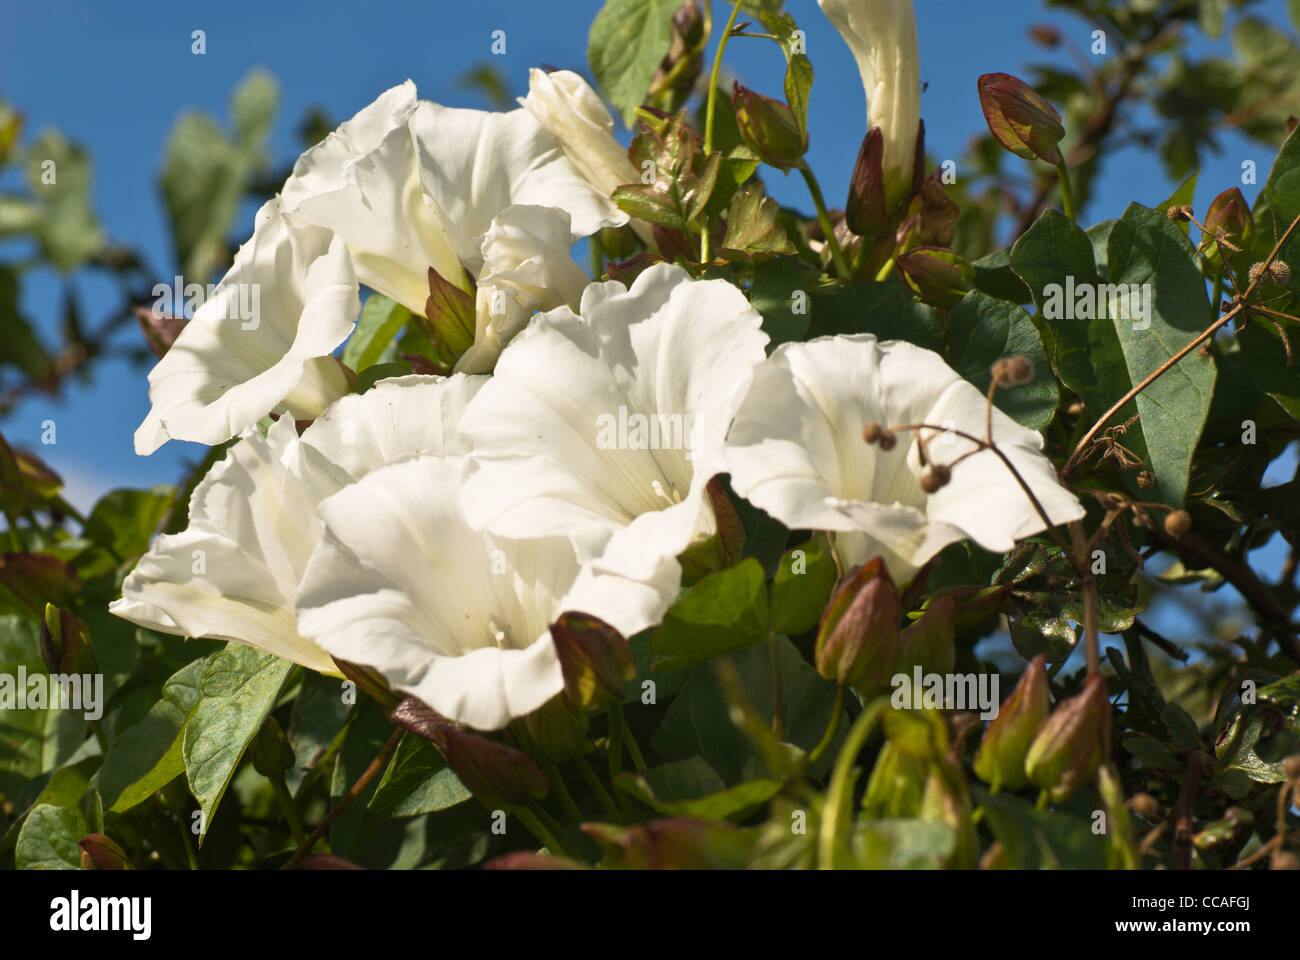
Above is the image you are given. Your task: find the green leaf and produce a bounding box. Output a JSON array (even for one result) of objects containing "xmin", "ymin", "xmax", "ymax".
[
  {"xmin": 651, "ymin": 558, "xmax": 770, "ymax": 670},
  {"xmin": 14, "ymin": 803, "xmax": 85, "ymax": 869},
  {"xmin": 160, "ymin": 70, "xmax": 277, "ymax": 282},
  {"xmin": 0, "ymin": 265, "xmax": 51, "ymax": 380},
  {"xmin": 851, "ymin": 818, "xmax": 956, "ymax": 869},
  {"xmin": 343, "ymin": 295, "xmax": 410, "ymax": 372},
  {"xmin": 614, "ymin": 757, "xmax": 782, "ymax": 819},
  {"xmin": 652, "ymin": 636, "xmax": 843, "ymax": 782},
  {"xmin": 588, "ymin": 0, "xmax": 677, "ymax": 127},
  {"xmin": 182, "ymin": 646, "xmax": 293, "ymax": 841},
  {"xmin": 1011, "ymin": 206, "xmax": 1216, "ymax": 505},
  {"xmin": 0, "ymin": 615, "xmax": 51, "ymax": 778},
  {"xmin": 945, "ymin": 291, "xmax": 1059, "ymax": 430},
  {"xmin": 367, "ymin": 733, "xmax": 470, "ymax": 819},
  {"xmin": 84, "ymin": 486, "xmax": 175, "ymax": 560},
  {"xmin": 978, "ymin": 790, "xmax": 1107, "ymax": 868},
  {"xmin": 748, "ymin": 257, "xmax": 809, "ymax": 348},
  {"xmin": 24, "ymin": 132, "xmax": 104, "ymax": 271},
  {"xmin": 95, "ymin": 657, "xmax": 204, "ymax": 812},
  {"xmin": 350, "ymin": 360, "xmax": 414, "ymax": 395},
  {"xmin": 720, "ymin": 182, "xmax": 797, "ymax": 261},
  {"xmin": 784, "ymin": 54, "xmax": 813, "ymax": 139},
  {"xmin": 971, "ymin": 248, "xmax": 1032, "ymax": 304},
  {"xmin": 769, "ymin": 535, "xmax": 837, "ymax": 635},
  {"xmin": 806, "ymin": 281, "xmax": 944, "ymax": 351}
]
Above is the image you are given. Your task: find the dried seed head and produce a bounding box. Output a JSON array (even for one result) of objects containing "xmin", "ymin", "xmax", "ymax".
[
  {"xmin": 1283, "ymin": 754, "xmax": 1300, "ymax": 780},
  {"xmin": 878, "ymin": 430, "xmax": 897, "ymax": 451},
  {"xmin": 862, "ymin": 422, "xmax": 884, "ymax": 444},
  {"xmin": 1249, "ymin": 261, "xmax": 1267, "ymax": 285},
  {"xmin": 1269, "ymin": 260, "xmax": 1292, "ymax": 285},
  {"xmin": 1136, "ymin": 470, "xmax": 1154, "ymax": 490},
  {"xmin": 1163, "ymin": 509, "xmax": 1192, "ymax": 538},
  {"xmin": 1167, "ymin": 204, "xmax": 1194, "ymax": 222},
  {"xmin": 919, "ymin": 464, "xmax": 951, "ymax": 493},
  {"xmin": 1127, "ymin": 792, "xmax": 1160, "ymax": 820},
  {"xmin": 992, "ymin": 355, "xmax": 1035, "ymax": 386}
]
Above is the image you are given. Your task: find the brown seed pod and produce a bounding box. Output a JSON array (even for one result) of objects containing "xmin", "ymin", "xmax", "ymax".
[
  {"xmin": 1268, "ymin": 260, "xmax": 1292, "ymax": 285},
  {"xmin": 1126, "ymin": 792, "xmax": 1160, "ymax": 820},
  {"xmin": 919, "ymin": 464, "xmax": 951, "ymax": 493},
  {"xmin": 862, "ymin": 422, "xmax": 883, "ymax": 444},
  {"xmin": 1166, "ymin": 204, "xmax": 1193, "ymax": 222},
  {"xmin": 878, "ymin": 430, "xmax": 897, "ymax": 451},
  {"xmin": 1163, "ymin": 509, "xmax": 1192, "ymax": 538},
  {"xmin": 993, "ymin": 355, "xmax": 1035, "ymax": 387},
  {"xmin": 1249, "ymin": 261, "xmax": 1267, "ymax": 285}
]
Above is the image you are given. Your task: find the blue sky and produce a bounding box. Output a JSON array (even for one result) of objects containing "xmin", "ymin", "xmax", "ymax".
[{"xmin": 1, "ymin": 0, "xmax": 1296, "ymax": 656}]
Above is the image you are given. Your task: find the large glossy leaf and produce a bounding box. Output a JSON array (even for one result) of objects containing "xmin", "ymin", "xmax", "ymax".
[
  {"xmin": 182, "ymin": 645, "xmax": 293, "ymax": 842},
  {"xmin": 1011, "ymin": 206, "xmax": 1215, "ymax": 504},
  {"xmin": 587, "ymin": 0, "xmax": 676, "ymax": 127}
]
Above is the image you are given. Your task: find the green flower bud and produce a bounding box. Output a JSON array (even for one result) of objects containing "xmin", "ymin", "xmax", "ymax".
[
  {"xmin": 249, "ymin": 716, "xmax": 295, "ymax": 780},
  {"xmin": 40, "ymin": 603, "xmax": 96, "ymax": 676},
  {"xmin": 78, "ymin": 833, "xmax": 131, "ymax": 871},
  {"xmin": 1202, "ymin": 187, "xmax": 1253, "ymax": 254},
  {"xmin": 550, "ymin": 611, "xmax": 635, "ymax": 711},
  {"xmin": 732, "ymin": 83, "xmax": 808, "ymax": 171},
  {"xmin": 974, "ymin": 654, "xmax": 1049, "ymax": 791},
  {"xmin": 1024, "ymin": 671, "xmax": 1111, "ymax": 803},
  {"xmin": 896, "ymin": 246, "xmax": 974, "ymax": 307},
  {"xmin": 977, "ymin": 73, "xmax": 1065, "ymax": 165},
  {"xmin": 815, "ymin": 557, "xmax": 901, "ymax": 687},
  {"xmin": 390, "ymin": 696, "xmax": 547, "ymax": 809}
]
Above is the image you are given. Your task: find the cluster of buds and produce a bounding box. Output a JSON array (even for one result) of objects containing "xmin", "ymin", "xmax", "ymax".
[{"xmin": 974, "ymin": 665, "xmax": 1113, "ymax": 804}]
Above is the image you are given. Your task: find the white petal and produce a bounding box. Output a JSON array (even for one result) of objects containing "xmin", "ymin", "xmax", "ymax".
[
  {"xmin": 410, "ymin": 102, "xmax": 624, "ymax": 266},
  {"xmin": 454, "ymin": 204, "xmax": 591, "ymax": 375},
  {"xmin": 135, "ymin": 198, "xmax": 358, "ymax": 454},
  {"xmin": 281, "ymin": 81, "xmax": 466, "ymax": 315},
  {"xmin": 116, "ymin": 377, "xmax": 480, "ymax": 674},
  {"xmin": 459, "ymin": 263, "xmax": 768, "ymax": 581},
  {"xmin": 114, "ymin": 418, "xmax": 339, "ymax": 673},
  {"xmin": 296, "ymin": 456, "xmax": 676, "ymax": 729},
  {"xmin": 726, "ymin": 334, "xmax": 1084, "ymax": 581}
]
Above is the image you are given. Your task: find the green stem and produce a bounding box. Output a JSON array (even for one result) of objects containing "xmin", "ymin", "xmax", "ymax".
[
  {"xmin": 516, "ymin": 804, "xmax": 572, "ymax": 858},
  {"xmin": 178, "ymin": 816, "xmax": 199, "ymax": 870},
  {"xmin": 874, "ymin": 257, "xmax": 897, "ymax": 282},
  {"xmin": 1210, "ymin": 272, "xmax": 1224, "ymax": 316},
  {"xmin": 576, "ymin": 753, "xmax": 621, "ymax": 819},
  {"xmin": 806, "ymin": 685, "xmax": 846, "ymax": 767},
  {"xmin": 1036, "ymin": 789, "xmax": 1051, "ymax": 811},
  {"xmin": 269, "ymin": 772, "xmax": 307, "ymax": 847},
  {"xmin": 818, "ymin": 697, "xmax": 888, "ymax": 869},
  {"xmin": 769, "ymin": 629, "xmax": 784, "ymax": 740},
  {"xmin": 544, "ymin": 761, "xmax": 584, "ymax": 822},
  {"xmin": 699, "ymin": 0, "xmax": 746, "ymax": 263},
  {"xmin": 1055, "ymin": 158, "xmax": 1076, "ymax": 222},
  {"xmin": 616, "ymin": 702, "xmax": 648, "ymax": 772},
  {"xmin": 798, "ymin": 164, "xmax": 851, "ymax": 278}
]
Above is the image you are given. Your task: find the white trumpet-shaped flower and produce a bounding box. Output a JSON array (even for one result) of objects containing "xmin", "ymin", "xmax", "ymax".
[
  {"xmin": 295, "ymin": 455, "xmax": 679, "ymax": 730},
  {"xmin": 459, "ymin": 263, "xmax": 768, "ymax": 584},
  {"xmin": 112, "ymin": 375, "xmax": 484, "ymax": 673},
  {"xmin": 725, "ymin": 335, "xmax": 1084, "ymax": 583},
  {"xmin": 520, "ymin": 69, "xmax": 653, "ymax": 245},
  {"xmin": 818, "ymin": 0, "xmax": 922, "ymax": 208},
  {"xmin": 134, "ymin": 197, "xmax": 359, "ymax": 455},
  {"xmin": 281, "ymin": 80, "xmax": 624, "ymax": 372}
]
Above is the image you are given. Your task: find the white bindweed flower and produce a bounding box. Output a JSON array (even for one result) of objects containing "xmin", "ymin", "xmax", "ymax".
[
  {"xmin": 112, "ymin": 375, "xmax": 484, "ymax": 673},
  {"xmin": 281, "ymin": 80, "xmax": 624, "ymax": 371},
  {"xmin": 725, "ymin": 334, "xmax": 1084, "ymax": 583},
  {"xmin": 134, "ymin": 197, "xmax": 359, "ymax": 455},
  {"xmin": 818, "ymin": 0, "xmax": 922, "ymax": 209},
  {"xmin": 458, "ymin": 204, "xmax": 592, "ymax": 375},
  {"xmin": 459, "ymin": 263, "xmax": 768, "ymax": 584},
  {"xmin": 295, "ymin": 455, "xmax": 679, "ymax": 730},
  {"xmin": 520, "ymin": 68, "xmax": 653, "ymax": 245}
]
